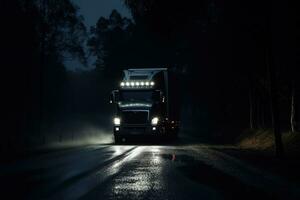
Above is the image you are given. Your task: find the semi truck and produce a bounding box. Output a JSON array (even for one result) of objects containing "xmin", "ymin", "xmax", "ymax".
[{"xmin": 109, "ymin": 68, "xmax": 180, "ymax": 143}]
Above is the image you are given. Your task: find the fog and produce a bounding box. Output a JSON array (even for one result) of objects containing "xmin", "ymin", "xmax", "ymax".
[{"xmin": 35, "ymin": 70, "xmax": 116, "ymax": 148}]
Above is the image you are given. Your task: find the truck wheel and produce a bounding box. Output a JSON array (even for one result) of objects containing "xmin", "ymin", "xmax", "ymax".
[
  {"xmin": 114, "ymin": 135, "xmax": 121, "ymax": 144},
  {"xmin": 174, "ymin": 129, "xmax": 179, "ymax": 139},
  {"xmin": 173, "ymin": 133, "xmax": 178, "ymax": 140},
  {"xmin": 170, "ymin": 129, "xmax": 178, "ymax": 140}
]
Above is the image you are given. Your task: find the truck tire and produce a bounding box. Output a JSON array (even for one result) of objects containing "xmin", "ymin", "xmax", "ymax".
[{"xmin": 114, "ymin": 135, "xmax": 121, "ymax": 144}]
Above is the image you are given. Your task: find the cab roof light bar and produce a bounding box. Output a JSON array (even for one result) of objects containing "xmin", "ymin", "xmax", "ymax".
[{"xmin": 120, "ymin": 81, "xmax": 155, "ymax": 88}]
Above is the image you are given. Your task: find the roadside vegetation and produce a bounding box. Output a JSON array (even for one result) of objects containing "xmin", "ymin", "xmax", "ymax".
[{"xmin": 237, "ymin": 129, "xmax": 300, "ymax": 157}]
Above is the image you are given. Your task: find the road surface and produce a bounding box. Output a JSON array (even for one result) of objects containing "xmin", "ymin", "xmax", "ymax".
[{"xmin": 1, "ymin": 140, "xmax": 299, "ymax": 200}]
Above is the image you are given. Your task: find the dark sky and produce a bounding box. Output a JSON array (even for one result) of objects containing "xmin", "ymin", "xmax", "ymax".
[
  {"xmin": 66, "ymin": 0, "xmax": 131, "ymax": 71},
  {"xmin": 72, "ymin": 0, "xmax": 132, "ymax": 27}
]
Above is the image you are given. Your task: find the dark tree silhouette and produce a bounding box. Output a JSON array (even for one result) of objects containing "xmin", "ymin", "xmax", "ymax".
[
  {"xmin": 1, "ymin": 0, "xmax": 87, "ymax": 153},
  {"xmin": 121, "ymin": 0, "xmax": 299, "ymax": 156},
  {"xmin": 88, "ymin": 10, "xmax": 135, "ymax": 76}
]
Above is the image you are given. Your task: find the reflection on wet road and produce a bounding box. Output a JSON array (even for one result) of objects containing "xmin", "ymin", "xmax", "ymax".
[{"xmin": 1, "ymin": 144, "xmax": 299, "ymax": 200}]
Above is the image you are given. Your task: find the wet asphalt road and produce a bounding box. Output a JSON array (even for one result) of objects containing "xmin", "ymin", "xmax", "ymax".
[{"xmin": 1, "ymin": 140, "xmax": 300, "ymax": 200}]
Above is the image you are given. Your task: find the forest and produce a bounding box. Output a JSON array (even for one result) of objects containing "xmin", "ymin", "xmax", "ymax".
[{"xmin": 1, "ymin": 0, "xmax": 299, "ymax": 157}]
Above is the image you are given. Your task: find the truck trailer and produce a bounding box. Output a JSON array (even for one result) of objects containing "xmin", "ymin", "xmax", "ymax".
[{"xmin": 109, "ymin": 68, "xmax": 180, "ymax": 143}]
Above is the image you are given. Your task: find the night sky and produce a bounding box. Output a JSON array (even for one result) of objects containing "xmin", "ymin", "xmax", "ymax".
[
  {"xmin": 66, "ymin": 0, "xmax": 131, "ymax": 71},
  {"xmin": 72, "ymin": 0, "xmax": 132, "ymax": 27}
]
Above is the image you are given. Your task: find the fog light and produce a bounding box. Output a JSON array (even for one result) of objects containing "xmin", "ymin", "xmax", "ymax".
[
  {"xmin": 152, "ymin": 127, "xmax": 156, "ymax": 131},
  {"xmin": 115, "ymin": 127, "xmax": 120, "ymax": 131}
]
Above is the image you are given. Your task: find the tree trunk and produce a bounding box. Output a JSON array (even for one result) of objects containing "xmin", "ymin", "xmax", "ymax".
[
  {"xmin": 291, "ymin": 84, "xmax": 296, "ymax": 133},
  {"xmin": 267, "ymin": 49, "xmax": 284, "ymax": 158},
  {"xmin": 39, "ymin": 0, "xmax": 47, "ymax": 143},
  {"xmin": 261, "ymin": 96, "xmax": 266, "ymax": 128},
  {"xmin": 256, "ymin": 92, "xmax": 261, "ymax": 129},
  {"xmin": 249, "ymin": 84, "xmax": 254, "ymax": 129}
]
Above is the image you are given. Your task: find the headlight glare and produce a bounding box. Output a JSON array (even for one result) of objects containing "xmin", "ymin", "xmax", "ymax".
[
  {"xmin": 151, "ymin": 117, "xmax": 159, "ymax": 125},
  {"xmin": 114, "ymin": 117, "xmax": 121, "ymax": 125}
]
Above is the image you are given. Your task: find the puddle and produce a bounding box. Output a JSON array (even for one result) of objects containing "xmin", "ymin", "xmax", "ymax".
[{"xmin": 161, "ymin": 153, "xmax": 195, "ymax": 163}]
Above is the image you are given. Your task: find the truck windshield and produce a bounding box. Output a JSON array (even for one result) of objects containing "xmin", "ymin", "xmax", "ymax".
[{"xmin": 120, "ymin": 90, "xmax": 153, "ymax": 102}]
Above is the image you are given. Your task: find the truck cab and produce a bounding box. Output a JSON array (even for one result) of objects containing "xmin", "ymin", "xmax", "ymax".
[{"xmin": 110, "ymin": 68, "xmax": 180, "ymax": 143}]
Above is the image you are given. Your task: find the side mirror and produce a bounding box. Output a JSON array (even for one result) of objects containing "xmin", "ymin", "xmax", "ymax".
[
  {"xmin": 114, "ymin": 90, "xmax": 119, "ymax": 102},
  {"xmin": 109, "ymin": 90, "xmax": 120, "ymax": 104},
  {"xmin": 109, "ymin": 93, "xmax": 114, "ymax": 104},
  {"xmin": 153, "ymin": 90, "xmax": 162, "ymax": 103},
  {"xmin": 161, "ymin": 95, "xmax": 165, "ymax": 103}
]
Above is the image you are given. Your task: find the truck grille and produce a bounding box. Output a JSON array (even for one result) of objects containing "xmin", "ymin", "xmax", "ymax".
[{"xmin": 121, "ymin": 111, "xmax": 148, "ymax": 124}]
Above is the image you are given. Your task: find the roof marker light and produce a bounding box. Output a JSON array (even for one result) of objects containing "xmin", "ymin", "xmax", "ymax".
[{"xmin": 120, "ymin": 81, "xmax": 155, "ymax": 87}]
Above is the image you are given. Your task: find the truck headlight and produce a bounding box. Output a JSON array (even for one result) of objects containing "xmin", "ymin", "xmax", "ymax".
[
  {"xmin": 114, "ymin": 117, "xmax": 121, "ymax": 125},
  {"xmin": 151, "ymin": 117, "xmax": 159, "ymax": 125}
]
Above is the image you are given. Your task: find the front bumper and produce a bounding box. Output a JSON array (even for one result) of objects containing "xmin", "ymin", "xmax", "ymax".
[{"xmin": 114, "ymin": 124, "xmax": 160, "ymax": 136}]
